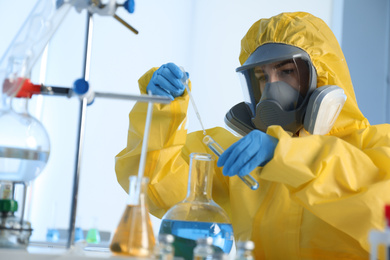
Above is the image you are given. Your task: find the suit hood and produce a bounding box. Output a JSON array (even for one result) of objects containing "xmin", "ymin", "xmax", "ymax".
[{"xmin": 239, "ymin": 12, "xmax": 369, "ymax": 135}]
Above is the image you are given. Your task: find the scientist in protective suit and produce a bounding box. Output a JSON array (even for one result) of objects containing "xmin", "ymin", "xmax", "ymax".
[{"xmin": 115, "ymin": 12, "xmax": 390, "ymax": 259}]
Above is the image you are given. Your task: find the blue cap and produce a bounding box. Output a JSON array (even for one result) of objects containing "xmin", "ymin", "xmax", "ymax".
[
  {"xmin": 124, "ymin": 0, "xmax": 135, "ymax": 13},
  {"xmin": 73, "ymin": 79, "xmax": 89, "ymax": 95}
]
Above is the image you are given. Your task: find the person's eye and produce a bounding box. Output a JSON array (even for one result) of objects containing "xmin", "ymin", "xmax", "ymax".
[
  {"xmin": 260, "ymin": 75, "xmax": 269, "ymax": 83},
  {"xmin": 282, "ymin": 69, "xmax": 294, "ymax": 75},
  {"xmin": 256, "ymin": 73, "xmax": 268, "ymax": 82}
]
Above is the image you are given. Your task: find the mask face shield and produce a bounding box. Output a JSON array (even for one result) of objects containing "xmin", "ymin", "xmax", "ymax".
[
  {"xmin": 236, "ymin": 44, "xmax": 317, "ymax": 134},
  {"xmin": 256, "ymin": 57, "xmax": 310, "ymax": 106}
]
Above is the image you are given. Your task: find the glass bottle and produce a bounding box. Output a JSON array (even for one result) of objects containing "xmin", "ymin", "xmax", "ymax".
[
  {"xmin": 110, "ymin": 176, "xmax": 156, "ymax": 257},
  {"xmin": 369, "ymin": 204, "xmax": 390, "ymax": 260},
  {"xmin": 193, "ymin": 237, "xmax": 214, "ymax": 260},
  {"xmin": 154, "ymin": 233, "xmax": 175, "ymax": 260},
  {"xmin": 0, "ymin": 181, "xmax": 32, "ymax": 249},
  {"xmin": 159, "ymin": 153, "xmax": 234, "ymax": 260},
  {"xmin": 234, "ymin": 241, "xmax": 255, "ymax": 260}
]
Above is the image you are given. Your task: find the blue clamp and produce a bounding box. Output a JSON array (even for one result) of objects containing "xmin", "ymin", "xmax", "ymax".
[
  {"xmin": 124, "ymin": 0, "xmax": 135, "ymax": 13},
  {"xmin": 73, "ymin": 78, "xmax": 89, "ymax": 95},
  {"xmin": 73, "ymin": 78, "xmax": 95, "ymax": 105}
]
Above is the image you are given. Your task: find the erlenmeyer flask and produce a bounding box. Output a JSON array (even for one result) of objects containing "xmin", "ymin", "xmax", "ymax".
[
  {"xmin": 159, "ymin": 153, "xmax": 234, "ymax": 260},
  {"xmin": 0, "ymin": 97, "xmax": 50, "ymax": 182},
  {"xmin": 110, "ymin": 176, "xmax": 156, "ymax": 257}
]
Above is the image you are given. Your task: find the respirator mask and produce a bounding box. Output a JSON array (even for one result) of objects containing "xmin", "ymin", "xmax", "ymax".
[{"xmin": 225, "ymin": 43, "xmax": 346, "ymax": 136}]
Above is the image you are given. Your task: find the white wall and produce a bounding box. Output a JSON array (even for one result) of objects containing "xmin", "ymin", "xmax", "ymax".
[
  {"xmin": 341, "ymin": 0, "xmax": 390, "ymax": 125},
  {"xmin": 0, "ymin": 0, "xmax": 334, "ymax": 244}
]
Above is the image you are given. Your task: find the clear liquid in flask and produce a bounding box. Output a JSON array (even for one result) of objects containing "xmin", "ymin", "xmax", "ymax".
[{"xmin": 0, "ymin": 147, "xmax": 49, "ymax": 182}]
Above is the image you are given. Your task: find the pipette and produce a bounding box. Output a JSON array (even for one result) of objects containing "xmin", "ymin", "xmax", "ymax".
[
  {"xmin": 180, "ymin": 67, "xmax": 206, "ymax": 135},
  {"xmin": 203, "ymin": 135, "xmax": 259, "ymax": 190},
  {"xmin": 179, "ymin": 67, "xmax": 259, "ymax": 190}
]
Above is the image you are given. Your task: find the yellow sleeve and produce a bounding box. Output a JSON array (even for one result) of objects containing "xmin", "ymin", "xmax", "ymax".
[
  {"xmin": 262, "ymin": 124, "xmax": 390, "ymax": 251},
  {"xmin": 115, "ymin": 67, "xmax": 191, "ymax": 218}
]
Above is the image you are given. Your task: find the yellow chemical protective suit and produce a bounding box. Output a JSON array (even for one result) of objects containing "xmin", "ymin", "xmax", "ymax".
[{"xmin": 115, "ymin": 12, "xmax": 390, "ymax": 259}]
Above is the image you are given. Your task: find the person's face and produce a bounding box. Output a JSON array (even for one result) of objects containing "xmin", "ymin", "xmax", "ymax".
[{"xmin": 253, "ymin": 59, "xmax": 310, "ymax": 96}]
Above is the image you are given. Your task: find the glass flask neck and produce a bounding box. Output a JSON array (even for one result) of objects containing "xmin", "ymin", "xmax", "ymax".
[
  {"xmin": 11, "ymin": 97, "xmax": 29, "ymax": 115},
  {"xmin": 185, "ymin": 153, "xmax": 214, "ymax": 203},
  {"xmin": 127, "ymin": 176, "xmax": 148, "ymax": 205},
  {"xmin": 1, "ymin": 95, "xmax": 11, "ymax": 111}
]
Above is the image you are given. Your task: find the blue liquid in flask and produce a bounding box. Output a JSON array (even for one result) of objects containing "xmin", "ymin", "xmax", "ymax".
[{"xmin": 159, "ymin": 219, "xmax": 233, "ymax": 260}]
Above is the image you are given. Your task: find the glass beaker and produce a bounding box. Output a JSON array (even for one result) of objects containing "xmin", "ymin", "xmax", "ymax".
[
  {"xmin": 0, "ymin": 97, "xmax": 50, "ymax": 182},
  {"xmin": 110, "ymin": 176, "xmax": 156, "ymax": 257},
  {"xmin": 159, "ymin": 153, "xmax": 234, "ymax": 260}
]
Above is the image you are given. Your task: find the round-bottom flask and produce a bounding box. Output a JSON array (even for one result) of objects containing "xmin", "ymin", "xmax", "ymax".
[
  {"xmin": 0, "ymin": 97, "xmax": 50, "ymax": 182},
  {"xmin": 159, "ymin": 153, "xmax": 234, "ymax": 260}
]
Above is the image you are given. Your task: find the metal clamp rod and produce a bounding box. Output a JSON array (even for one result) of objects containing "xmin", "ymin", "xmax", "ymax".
[
  {"xmin": 39, "ymin": 85, "xmax": 171, "ymax": 104},
  {"xmin": 67, "ymin": 11, "xmax": 94, "ymax": 249},
  {"xmin": 40, "ymin": 85, "xmax": 72, "ymax": 97},
  {"xmin": 9, "ymin": 182, "xmax": 28, "ymax": 230},
  {"xmin": 67, "ymin": 97, "xmax": 88, "ymax": 249},
  {"xmin": 20, "ymin": 182, "xmax": 28, "ymax": 229},
  {"xmin": 113, "ymin": 14, "xmax": 138, "ymax": 34},
  {"xmin": 94, "ymin": 91, "xmax": 171, "ymax": 103}
]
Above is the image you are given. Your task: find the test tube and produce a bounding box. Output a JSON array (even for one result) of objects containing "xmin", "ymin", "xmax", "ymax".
[{"xmin": 203, "ymin": 135, "xmax": 259, "ymax": 190}]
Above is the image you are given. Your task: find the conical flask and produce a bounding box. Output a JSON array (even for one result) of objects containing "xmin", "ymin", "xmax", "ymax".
[
  {"xmin": 110, "ymin": 176, "xmax": 156, "ymax": 257},
  {"xmin": 0, "ymin": 97, "xmax": 50, "ymax": 182},
  {"xmin": 159, "ymin": 153, "xmax": 234, "ymax": 260}
]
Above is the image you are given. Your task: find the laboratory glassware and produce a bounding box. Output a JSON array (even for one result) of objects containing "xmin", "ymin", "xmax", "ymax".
[
  {"xmin": 0, "ymin": 1, "xmax": 72, "ymax": 102},
  {"xmin": 154, "ymin": 233, "xmax": 175, "ymax": 260},
  {"xmin": 159, "ymin": 153, "xmax": 234, "ymax": 260},
  {"xmin": 179, "ymin": 67, "xmax": 206, "ymax": 135},
  {"xmin": 74, "ymin": 216, "xmax": 84, "ymax": 242},
  {"xmin": 179, "ymin": 67, "xmax": 259, "ymax": 190},
  {"xmin": 0, "ymin": 181, "xmax": 32, "ymax": 249},
  {"xmin": 234, "ymin": 240, "xmax": 255, "ymax": 260},
  {"xmin": 203, "ymin": 135, "xmax": 259, "ymax": 190},
  {"xmin": 46, "ymin": 203, "xmax": 60, "ymax": 242},
  {"xmin": 86, "ymin": 217, "xmax": 101, "ymax": 244},
  {"xmin": 0, "ymin": 0, "xmax": 158, "ymax": 250},
  {"xmin": 110, "ymin": 176, "xmax": 155, "ymax": 257},
  {"xmin": 369, "ymin": 204, "xmax": 390, "ymax": 260},
  {"xmin": 0, "ymin": 97, "xmax": 50, "ymax": 182},
  {"xmin": 193, "ymin": 237, "xmax": 214, "ymax": 260},
  {"xmin": 46, "ymin": 228, "xmax": 60, "ymax": 243}
]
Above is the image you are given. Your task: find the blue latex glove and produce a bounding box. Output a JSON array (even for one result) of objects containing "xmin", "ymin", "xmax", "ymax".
[
  {"xmin": 146, "ymin": 63, "xmax": 187, "ymax": 100},
  {"xmin": 217, "ymin": 130, "xmax": 278, "ymax": 177}
]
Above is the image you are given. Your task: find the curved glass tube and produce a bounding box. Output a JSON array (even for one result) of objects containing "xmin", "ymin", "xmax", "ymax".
[{"xmin": 0, "ymin": 0, "xmax": 73, "ymax": 106}]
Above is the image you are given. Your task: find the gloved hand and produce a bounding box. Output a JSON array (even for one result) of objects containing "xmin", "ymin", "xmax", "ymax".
[
  {"xmin": 146, "ymin": 63, "xmax": 187, "ymax": 100},
  {"xmin": 217, "ymin": 130, "xmax": 278, "ymax": 177}
]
